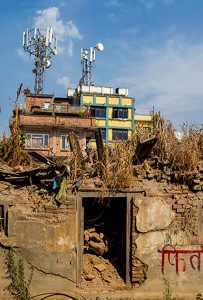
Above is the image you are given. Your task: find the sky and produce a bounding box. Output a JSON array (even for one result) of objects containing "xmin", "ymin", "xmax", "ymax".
[{"xmin": 0, "ymin": 0, "xmax": 203, "ymax": 134}]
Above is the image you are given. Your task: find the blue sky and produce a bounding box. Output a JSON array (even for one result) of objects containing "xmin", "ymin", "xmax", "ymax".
[{"xmin": 0, "ymin": 0, "xmax": 203, "ymax": 134}]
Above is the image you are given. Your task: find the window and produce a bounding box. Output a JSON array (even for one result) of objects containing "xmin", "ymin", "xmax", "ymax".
[
  {"xmin": 112, "ymin": 129, "xmax": 128, "ymax": 141},
  {"xmin": 90, "ymin": 129, "xmax": 106, "ymax": 141},
  {"xmin": 90, "ymin": 107, "xmax": 106, "ymax": 118},
  {"xmin": 43, "ymin": 102, "xmax": 50, "ymax": 110},
  {"xmin": 101, "ymin": 129, "xmax": 106, "ymax": 141},
  {"xmin": 26, "ymin": 133, "xmax": 49, "ymax": 148},
  {"xmin": 61, "ymin": 135, "xmax": 70, "ymax": 150},
  {"xmin": 112, "ymin": 108, "xmax": 128, "ymax": 119}
]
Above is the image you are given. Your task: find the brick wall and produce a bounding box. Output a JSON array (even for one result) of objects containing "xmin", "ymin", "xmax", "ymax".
[{"xmin": 19, "ymin": 115, "xmax": 96, "ymax": 127}]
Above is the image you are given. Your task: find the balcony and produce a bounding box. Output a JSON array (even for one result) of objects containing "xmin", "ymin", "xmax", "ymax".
[{"xmin": 18, "ymin": 114, "xmax": 96, "ymax": 129}]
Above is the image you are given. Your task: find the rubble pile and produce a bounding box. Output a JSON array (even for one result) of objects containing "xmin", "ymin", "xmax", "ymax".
[
  {"xmin": 82, "ymin": 253, "xmax": 125, "ymax": 291},
  {"xmin": 84, "ymin": 228, "xmax": 108, "ymax": 256},
  {"xmin": 134, "ymin": 157, "xmax": 203, "ymax": 191}
]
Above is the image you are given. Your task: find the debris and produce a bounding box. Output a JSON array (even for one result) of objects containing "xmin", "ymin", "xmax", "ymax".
[
  {"xmin": 84, "ymin": 228, "xmax": 108, "ymax": 256},
  {"xmin": 82, "ymin": 254, "xmax": 125, "ymax": 291},
  {"xmin": 133, "ymin": 136, "xmax": 157, "ymax": 164},
  {"xmin": 27, "ymin": 151, "xmax": 56, "ymax": 166},
  {"xmin": 72, "ymin": 177, "xmax": 82, "ymax": 194},
  {"xmin": 94, "ymin": 263, "xmax": 106, "ymax": 272}
]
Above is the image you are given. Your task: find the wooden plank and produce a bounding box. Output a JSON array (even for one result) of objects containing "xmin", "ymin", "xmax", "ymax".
[
  {"xmin": 76, "ymin": 195, "xmax": 83, "ymax": 285},
  {"xmin": 4, "ymin": 204, "xmax": 8, "ymax": 236},
  {"xmin": 125, "ymin": 196, "xmax": 130, "ymax": 284},
  {"xmin": 68, "ymin": 131, "xmax": 82, "ymax": 166},
  {"xmin": 133, "ymin": 136, "xmax": 157, "ymax": 163},
  {"xmin": 95, "ymin": 129, "xmax": 104, "ymax": 162},
  {"xmin": 27, "ymin": 151, "xmax": 56, "ymax": 166}
]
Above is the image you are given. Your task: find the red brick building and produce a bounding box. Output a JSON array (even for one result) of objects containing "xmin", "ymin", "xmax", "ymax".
[{"xmin": 16, "ymin": 94, "xmax": 96, "ymax": 157}]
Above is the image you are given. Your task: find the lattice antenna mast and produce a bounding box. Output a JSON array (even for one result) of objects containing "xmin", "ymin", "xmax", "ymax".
[
  {"xmin": 23, "ymin": 27, "xmax": 57, "ymax": 94},
  {"xmin": 80, "ymin": 42, "xmax": 104, "ymax": 86}
]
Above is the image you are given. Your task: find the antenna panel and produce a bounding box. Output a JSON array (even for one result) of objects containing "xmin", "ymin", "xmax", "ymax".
[
  {"xmin": 22, "ymin": 27, "xmax": 57, "ymax": 94},
  {"xmin": 45, "ymin": 27, "xmax": 49, "ymax": 47},
  {"xmin": 49, "ymin": 27, "xmax": 53, "ymax": 43}
]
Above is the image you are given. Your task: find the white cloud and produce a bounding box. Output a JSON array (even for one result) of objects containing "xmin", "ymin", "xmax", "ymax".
[
  {"xmin": 56, "ymin": 76, "xmax": 71, "ymax": 90},
  {"xmin": 110, "ymin": 38, "xmax": 203, "ymax": 126},
  {"xmin": 34, "ymin": 7, "xmax": 83, "ymax": 57}
]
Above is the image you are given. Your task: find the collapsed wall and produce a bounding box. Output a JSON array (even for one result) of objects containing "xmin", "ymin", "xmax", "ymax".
[{"xmin": 0, "ymin": 158, "xmax": 203, "ymax": 300}]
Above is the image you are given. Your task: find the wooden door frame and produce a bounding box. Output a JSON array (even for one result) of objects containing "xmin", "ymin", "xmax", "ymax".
[{"xmin": 76, "ymin": 191, "xmax": 133, "ymax": 285}]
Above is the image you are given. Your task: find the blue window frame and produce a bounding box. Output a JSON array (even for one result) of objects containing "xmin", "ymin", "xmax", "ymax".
[
  {"xmin": 91, "ymin": 129, "xmax": 106, "ymax": 141},
  {"xmin": 101, "ymin": 129, "xmax": 106, "ymax": 141},
  {"xmin": 112, "ymin": 129, "xmax": 128, "ymax": 141},
  {"xmin": 90, "ymin": 106, "xmax": 106, "ymax": 118},
  {"xmin": 112, "ymin": 108, "xmax": 128, "ymax": 119}
]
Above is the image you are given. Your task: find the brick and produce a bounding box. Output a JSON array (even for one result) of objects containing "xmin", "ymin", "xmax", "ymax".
[
  {"xmin": 177, "ymin": 199, "xmax": 187, "ymax": 205},
  {"xmin": 176, "ymin": 208, "xmax": 185, "ymax": 213},
  {"xmin": 192, "ymin": 185, "xmax": 201, "ymax": 191}
]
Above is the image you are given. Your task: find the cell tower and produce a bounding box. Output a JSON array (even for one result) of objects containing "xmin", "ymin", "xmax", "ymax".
[
  {"xmin": 23, "ymin": 27, "xmax": 57, "ymax": 94},
  {"xmin": 80, "ymin": 42, "xmax": 104, "ymax": 86}
]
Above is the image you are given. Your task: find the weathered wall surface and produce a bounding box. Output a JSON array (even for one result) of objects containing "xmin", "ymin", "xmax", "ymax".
[
  {"xmin": 131, "ymin": 178, "xmax": 203, "ymax": 298},
  {"xmin": 0, "ymin": 166, "xmax": 203, "ymax": 299},
  {"xmin": 0, "ymin": 184, "xmax": 77, "ymax": 298}
]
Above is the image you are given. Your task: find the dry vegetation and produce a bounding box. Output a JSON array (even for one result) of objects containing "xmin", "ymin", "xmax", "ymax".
[
  {"xmin": 100, "ymin": 141, "xmax": 135, "ymax": 190},
  {"xmin": 0, "ymin": 84, "xmax": 33, "ymax": 168},
  {"xmin": 0, "ymin": 90, "xmax": 203, "ymax": 190},
  {"xmin": 153, "ymin": 115, "xmax": 203, "ymax": 172},
  {"xmin": 89, "ymin": 114, "xmax": 203, "ymax": 190}
]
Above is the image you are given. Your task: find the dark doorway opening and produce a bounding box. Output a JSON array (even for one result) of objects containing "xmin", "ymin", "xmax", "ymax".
[{"xmin": 82, "ymin": 197, "xmax": 127, "ymax": 282}]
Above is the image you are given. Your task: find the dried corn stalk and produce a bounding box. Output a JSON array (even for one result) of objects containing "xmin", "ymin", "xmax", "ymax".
[{"xmin": 0, "ymin": 84, "xmax": 33, "ymax": 167}]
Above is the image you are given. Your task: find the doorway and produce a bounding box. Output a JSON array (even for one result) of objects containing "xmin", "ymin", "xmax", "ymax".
[{"xmin": 78, "ymin": 195, "xmax": 130, "ymax": 287}]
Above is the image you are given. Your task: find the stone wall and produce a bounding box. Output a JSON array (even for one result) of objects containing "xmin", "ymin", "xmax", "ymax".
[
  {"xmin": 0, "ymin": 166, "xmax": 203, "ymax": 299},
  {"xmin": 0, "ymin": 183, "xmax": 77, "ymax": 299},
  {"xmin": 130, "ymin": 177, "xmax": 203, "ymax": 298}
]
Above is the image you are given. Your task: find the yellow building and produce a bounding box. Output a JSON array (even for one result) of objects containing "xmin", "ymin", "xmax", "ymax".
[
  {"xmin": 68, "ymin": 85, "xmax": 155, "ymax": 145},
  {"xmin": 77, "ymin": 85, "xmax": 134, "ymax": 146},
  {"xmin": 134, "ymin": 109, "xmax": 154, "ymax": 134}
]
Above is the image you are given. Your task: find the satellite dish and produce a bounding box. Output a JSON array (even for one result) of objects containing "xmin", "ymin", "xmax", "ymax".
[
  {"xmin": 44, "ymin": 59, "xmax": 52, "ymax": 68},
  {"xmin": 95, "ymin": 42, "xmax": 104, "ymax": 51}
]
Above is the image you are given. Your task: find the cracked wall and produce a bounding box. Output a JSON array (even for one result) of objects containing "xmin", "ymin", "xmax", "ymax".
[
  {"xmin": 131, "ymin": 179, "xmax": 203, "ymax": 296},
  {"xmin": 0, "ymin": 185, "xmax": 77, "ymax": 298}
]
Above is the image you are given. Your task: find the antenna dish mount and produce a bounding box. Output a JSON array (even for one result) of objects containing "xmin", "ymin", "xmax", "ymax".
[
  {"xmin": 95, "ymin": 42, "xmax": 104, "ymax": 51},
  {"xmin": 80, "ymin": 42, "xmax": 104, "ymax": 86}
]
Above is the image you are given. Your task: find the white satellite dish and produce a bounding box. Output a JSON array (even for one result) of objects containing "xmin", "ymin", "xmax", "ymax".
[
  {"xmin": 95, "ymin": 42, "xmax": 104, "ymax": 51},
  {"xmin": 44, "ymin": 59, "xmax": 51, "ymax": 68}
]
